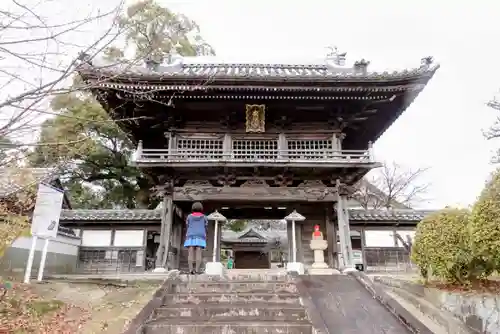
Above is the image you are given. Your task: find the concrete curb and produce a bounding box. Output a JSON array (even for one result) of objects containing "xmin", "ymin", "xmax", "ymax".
[
  {"xmin": 373, "ymin": 276, "xmax": 480, "ymax": 334},
  {"xmin": 387, "ymin": 285, "xmax": 473, "ymax": 334},
  {"xmin": 347, "ymin": 271, "xmax": 434, "ymax": 334},
  {"xmin": 121, "ymin": 270, "xmax": 180, "ymax": 334},
  {"xmin": 373, "ymin": 276, "xmax": 426, "ymax": 297},
  {"xmin": 45, "ymin": 273, "xmax": 172, "ymax": 283}
]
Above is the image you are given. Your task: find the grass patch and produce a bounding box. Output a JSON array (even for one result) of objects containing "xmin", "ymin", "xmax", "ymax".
[{"xmin": 27, "ymin": 299, "xmax": 64, "ymax": 317}]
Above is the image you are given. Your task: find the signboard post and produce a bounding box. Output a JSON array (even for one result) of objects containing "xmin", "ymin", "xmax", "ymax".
[{"xmin": 24, "ymin": 183, "xmax": 64, "ymax": 284}]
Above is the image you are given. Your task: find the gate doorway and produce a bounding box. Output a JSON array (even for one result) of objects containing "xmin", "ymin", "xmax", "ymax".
[{"xmin": 234, "ymin": 251, "xmax": 270, "ymax": 269}]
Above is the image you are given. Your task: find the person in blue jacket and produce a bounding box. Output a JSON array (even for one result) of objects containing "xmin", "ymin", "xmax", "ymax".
[{"xmin": 184, "ymin": 202, "xmax": 208, "ymax": 274}]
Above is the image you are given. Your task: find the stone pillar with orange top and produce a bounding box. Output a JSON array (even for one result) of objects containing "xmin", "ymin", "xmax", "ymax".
[{"xmin": 309, "ymin": 224, "xmax": 340, "ymax": 275}]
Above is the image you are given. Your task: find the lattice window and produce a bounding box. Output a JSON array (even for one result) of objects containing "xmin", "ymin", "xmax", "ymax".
[
  {"xmin": 78, "ymin": 248, "xmax": 143, "ymax": 273},
  {"xmin": 232, "ymin": 139, "xmax": 278, "ymax": 160},
  {"xmin": 287, "ymin": 140, "xmax": 333, "ymax": 160},
  {"xmin": 176, "ymin": 138, "xmax": 223, "ymax": 160}
]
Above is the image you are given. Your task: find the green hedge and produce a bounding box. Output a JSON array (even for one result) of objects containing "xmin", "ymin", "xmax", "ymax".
[
  {"xmin": 412, "ymin": 169, "xmax": 500, "ymax": 283},
  {"xmin": 470, "ymin": 169, "xmax": 500, "ymax": 272},
  {"xmin": 412, "ymin": 209, "xmax": 474, "ymax": 283}
]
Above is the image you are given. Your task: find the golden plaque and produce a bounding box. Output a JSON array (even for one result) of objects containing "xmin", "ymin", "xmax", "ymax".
[{"xmin": 245, "ymin": 104, "xmax": 265, "ymax": 133}]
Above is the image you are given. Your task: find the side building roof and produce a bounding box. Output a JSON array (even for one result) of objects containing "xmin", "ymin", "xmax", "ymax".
[{"xmin": 59, "ymin": 208, "xmax": 432, "ymax": 225}]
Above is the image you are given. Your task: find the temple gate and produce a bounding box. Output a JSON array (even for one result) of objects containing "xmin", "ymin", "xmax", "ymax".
[{"xmin": 77, "ymin": 52, "xmax": 438, "ymax": 273}]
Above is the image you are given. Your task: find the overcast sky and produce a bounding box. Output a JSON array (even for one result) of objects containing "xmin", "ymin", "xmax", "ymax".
[
  {"xmin": 156, "ymin": 0, "xmax": 500, "ymax": 209},
  {"xmin": 4, "ymin": 0, "xmax": 500, "ymax": 209}
]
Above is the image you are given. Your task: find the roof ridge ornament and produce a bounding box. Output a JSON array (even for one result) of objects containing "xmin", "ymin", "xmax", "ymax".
[
  {"xmin": 325, "ymin": 46, "xmax": 347, "ymax": 66},
  {"xmin": 144, "ymin": 55, "xmax": 163, "ymax": 71},
  {"xmin": 144, "ymin": 53, "xmax": 184, "ymax": 73},
  {"xmin": 421, "ymin": 56, "xmax": 434, "ymax": 68},
  {"xmin": 353, "ymin": 59, "xmax": 370, "ymax": 75}
]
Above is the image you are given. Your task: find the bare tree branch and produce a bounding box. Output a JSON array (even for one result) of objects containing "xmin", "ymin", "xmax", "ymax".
[
  {"xmin": 353, "ymin": 162, "xmax": 430, "ymax": 209},
  {"xmin": 0, "ymin": 0, "xmax": 128, "ymax": 140},
  {"xmin": 0, "ymin": 0, "xmax": 216, "ymax": 213}
]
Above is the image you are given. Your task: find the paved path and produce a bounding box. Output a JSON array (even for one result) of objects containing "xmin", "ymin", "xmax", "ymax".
[{"xmin": 300, "ymin": 275, "xmax": 411, "ymax": 334}]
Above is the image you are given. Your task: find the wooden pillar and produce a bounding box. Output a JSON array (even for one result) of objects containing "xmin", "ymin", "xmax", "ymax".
[
  {"xmin": 161, "ymin": 195, "xmax": 174, "ymax": 269},
  {"xmin": 223, "ymin": 133, "xmax": 232, "ymax": 160},
  {"xmin": 171, "ymin": 216, "xmax": 183, "ymax": 270},
  {"xmin": 204, "ymin": 219, "xmax": 214, "ymax": 266},
  {"xmin": 325, "ymin": 204, "xmax": 335, "ymax": 268},
  {"xmin": 332, "ymin": 133, "xmax": 345, "ymax": 151},
  {"xmin": 166, "ymin": 132, "xmax": 174, "ymax": 158},
  {"xmin": 155, "ymin": 184, "xmax": 174, "ymax": 269},
  {"xmin": 332, "ymin": 221, "xmax": 339, "ymax": 268},
  {"xmin": 215, "ymin": 221, "xmax": 222, "ymax": 262},
  {"xmin": 336, "ymin": 180, "xmax": 354, "ymax": 267},
  {"xmin": 287, "ymin": 222, "xmax": 293, "ymax": 262},
  {"xmin": 296, "ymin": 222, "xmax": 303, "ymax": 263},
  {"xmin": 278, "ymin": 133, "xmax": 287, "ymax": 158},
  {"xmin": 360, "ymin": 226, "xmax": 367, "ymax": 270},
  {"xmin": 155, "ymin": 195, "xmax": 168, "ymax": 268}
]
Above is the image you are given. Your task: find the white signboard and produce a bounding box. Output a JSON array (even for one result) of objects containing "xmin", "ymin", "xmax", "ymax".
[{"xmin": 31, "ymin": 183, "xmax": 64, "ymax": 238}]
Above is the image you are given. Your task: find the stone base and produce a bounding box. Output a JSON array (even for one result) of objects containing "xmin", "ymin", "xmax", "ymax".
[
  {"xmin": 311, "ymin": 262, "xmax": 328, "ymax": 269},
  {"xmin": 286, "ymin": 262, "xmax": 305, "ymax": 275},
  {"xmin": 205, "ymin": 262, "xmax": 225, "ymax": 276},
  {"xmin": 308, "ymin": 267, "xmax": 341, "ymax": 275},
  {"xmin": 152, "ymin": 267, "xmax": 168, "ymax": 273}
]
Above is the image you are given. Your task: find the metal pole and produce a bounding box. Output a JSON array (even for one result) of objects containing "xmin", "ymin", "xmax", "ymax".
[
  {"xmin": 37, "ymin": 238, "xmax": 50, "ymax": 281},
  {"xmin": 213, "ymin": 220, "xmax": 219, "ymax": 262},
  {"xmin": 24, "ymin": 235, "xmax": 38, "ymax": 284},
  {"xmin": 291, "ymin": 220, "xmax": 296, "ymax": 263}
]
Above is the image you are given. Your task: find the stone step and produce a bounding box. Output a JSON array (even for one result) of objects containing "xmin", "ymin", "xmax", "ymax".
[
  {"xmin": 163, "ymin": 292, "xmax": 301, "ymax": 305},
  {"xmin": 174, "ymin": 280, "xmax": 297, "ymax": 293},
  {"xmin": 225, "ymin": 269, "xmax": 289, "ymax": 281},
  {"xmin": 153, "ymin": 303, "xmax": 308, "ymax": 321},
  {"xmin": 143, "ymin": 319, "xmax": 314, "ymax": 334},
  {"xmin": 175, "ymin": 274, "xmax": 290, "ymax": 283}
]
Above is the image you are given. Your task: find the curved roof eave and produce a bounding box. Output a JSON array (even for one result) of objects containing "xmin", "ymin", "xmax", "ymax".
[{"xmin": 76, "ymin": 57, "xmax": 439, "ymax": 86}]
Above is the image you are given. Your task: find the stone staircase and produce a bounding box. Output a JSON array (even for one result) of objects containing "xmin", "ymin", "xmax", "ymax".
[{"xmin": 141, "ymin": 270, "xmax": 315, "ymax": 333}]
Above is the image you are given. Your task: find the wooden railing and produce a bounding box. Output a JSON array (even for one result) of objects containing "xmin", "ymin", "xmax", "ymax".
[{"xmin": 132, "ymin": 146, "xmax": 375, "ymax": 164}]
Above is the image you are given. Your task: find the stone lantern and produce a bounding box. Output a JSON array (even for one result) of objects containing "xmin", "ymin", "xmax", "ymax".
[
  {"xmin": 205, "ymin": 210, "xmax": 227, "ymax": 276},
  {"xmin": 284, "ymin": 210, "xmax": 306, "ymax": 275},
  {"xmin": 309, "ymin": 224, "xmax": 339, "ymax": 275}
]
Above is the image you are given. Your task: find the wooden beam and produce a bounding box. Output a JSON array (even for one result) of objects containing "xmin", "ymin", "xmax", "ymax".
[
  {"xmin": 173, "ymin": 185, "xmax": 338, "ymax": 202},
  {"xmin": 214, "ymin": 208, "xmax": 288, "ymax": 220}
]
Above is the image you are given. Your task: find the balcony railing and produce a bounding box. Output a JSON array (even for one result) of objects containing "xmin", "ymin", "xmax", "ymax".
[{"xmin": 132, "ymin": 146, "xmax": 375, "ymax": 165}]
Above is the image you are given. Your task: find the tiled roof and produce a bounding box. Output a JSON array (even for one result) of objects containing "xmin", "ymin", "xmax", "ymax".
[
  {"xmin": 59, "ymin": 209, "xmax": 160, "ymax": 221},
  {"xmin": 348, "ymin": 209, "xmax": 432, "ymax": 221},
  {"xmin": 221, "ymin": 226, "xmax": 286, "ymax": 244},
  {"xmin": 60, "ymin": 208, "xmax": 432, "ymax": 223},
  {"xmin": 78, "ymin": 56, "xmax": 439, "ymax": 85},
  {"xmin": 0, "ymin": 168, "xmax": 56, "ymax": 197}
]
